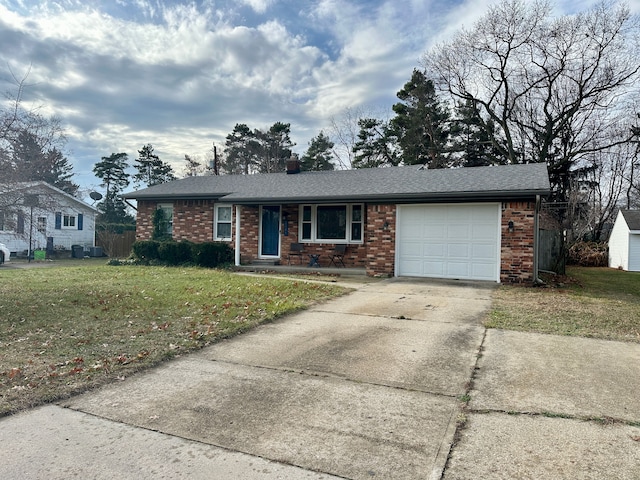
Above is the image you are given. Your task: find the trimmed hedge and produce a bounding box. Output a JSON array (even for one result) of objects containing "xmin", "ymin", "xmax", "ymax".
[{"xmin": 131, "ymin": 240, "xmax": 234, "ymax": 268}]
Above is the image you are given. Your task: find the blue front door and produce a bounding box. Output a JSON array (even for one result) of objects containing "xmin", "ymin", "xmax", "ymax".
[{"xmin": 261, "ymin": 206, "xmax": 280, "ymax": 257}]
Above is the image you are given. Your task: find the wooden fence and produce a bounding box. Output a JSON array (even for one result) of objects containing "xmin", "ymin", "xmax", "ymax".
[
  {"xmin": 96, "ymin": 230, "xmax": 136, "ymax": 258},
  {"xmin": 538, "ymin": 229, "xmax": 565, "ymax": 274}
]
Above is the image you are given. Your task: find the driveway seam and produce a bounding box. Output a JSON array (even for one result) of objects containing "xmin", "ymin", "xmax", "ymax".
[
  {"xmin": 195, "ymin": 356, "xmax": 463, "ymax": 399},
  {"xmin": 438, "ymin": 325, "xmax": 489, "ymax": 479}
]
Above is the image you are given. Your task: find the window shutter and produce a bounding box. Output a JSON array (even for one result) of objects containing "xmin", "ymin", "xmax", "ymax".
[
  {"xmin": 55, "ymin": 212, "xmax": 62, "ymax": 229},
  {"xmin": 17, "ymin": 214, "xmax": 25, "ymax": 234},
  {"xmin": 77, "ymin": 214, "xmax": 83, "ymax": 230}
]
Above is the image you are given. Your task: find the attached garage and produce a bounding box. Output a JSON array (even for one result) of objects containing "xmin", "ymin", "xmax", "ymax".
[
  {"xmin": 126, "ymin": 163, "xmax": 551, "ymax": 284},
  {"xmin": 396, "ymin": 203, "xmax": 501, "ymax": 281}
]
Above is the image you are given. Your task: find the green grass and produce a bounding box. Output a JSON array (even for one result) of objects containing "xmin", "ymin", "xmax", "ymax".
[
  {"xmin": 0, "ymin": 265, "xmax": 346, "ymax": 416},
  {"xmin": 485, "ymin": 267, "xmax": 640, "ymax": 343}
]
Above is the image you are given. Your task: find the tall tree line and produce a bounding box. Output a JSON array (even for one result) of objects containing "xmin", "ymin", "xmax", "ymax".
[{"xmin": 0, "ymin": 70, "xmax": 79, "ymax": 196}]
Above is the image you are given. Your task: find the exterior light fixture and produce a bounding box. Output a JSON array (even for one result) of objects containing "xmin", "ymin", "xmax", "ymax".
[{"xmin": 508, "ymin": 220, "xmax": 514, "ymax": 233}]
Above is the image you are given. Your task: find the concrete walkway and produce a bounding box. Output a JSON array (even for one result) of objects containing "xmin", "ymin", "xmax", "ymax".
[{"xmin": 1, "ymin": 277, "xmax": 639, "ymax": 479}]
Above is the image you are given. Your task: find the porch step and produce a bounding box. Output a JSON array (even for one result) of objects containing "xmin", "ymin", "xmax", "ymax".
[{"xmin": 251, "ymin": 259, "xmax": 280, "ymax": 266}]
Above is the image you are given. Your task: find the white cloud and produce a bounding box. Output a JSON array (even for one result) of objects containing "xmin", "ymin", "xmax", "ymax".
[
  {"xmin": 237, "ymin": 0, "xmax": 274, "ymax": 14},
  {"xmin": 4, "ymin": 0, "xmax": 624, "ymax": 190}
]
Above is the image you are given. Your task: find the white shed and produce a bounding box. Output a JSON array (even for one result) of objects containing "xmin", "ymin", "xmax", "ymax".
[{"xmin": 608, "ymin": 209, "xmax": 640, "ymax": 271}]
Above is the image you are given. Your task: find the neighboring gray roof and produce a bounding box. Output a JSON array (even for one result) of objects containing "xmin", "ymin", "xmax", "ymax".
[
  {"xmin": 0, "ymin": 181, "xmax": 98, "ymax": 212},
  {"xmin": 123, "ymin": 163, "xmax": 550, "ymax": 204},
  {"xmin": 621, "ymin": 210, "xmax": 640, "ymax": 230}
]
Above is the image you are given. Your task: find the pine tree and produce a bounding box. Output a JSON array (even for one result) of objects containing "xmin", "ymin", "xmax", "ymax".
[
  {"xmin": 450, "ymin": 99, "xmax": 506, "ymax": 167},
  {"xmin": 352, "ymin": 118, "xmax": 399, "ymax": 168},
  {"xmin": 300, "ymin": 131, "xmax": 335, "ymax": 171},
  {"xmin": 390, "ymin": 69, "xmax": 451, "ymax": 168},
  {"xmin": 133, "ymin": 144, "xmax": 176, "ymax": 187},
  {"xmin": 93, "ymin": 152, "xmax": 132, "ymax": 224}
]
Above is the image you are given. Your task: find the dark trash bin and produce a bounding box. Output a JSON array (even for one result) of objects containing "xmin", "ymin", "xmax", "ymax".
[{"xmin": 72, "ymin": 245, "xmax": 84, "ymax": 258}]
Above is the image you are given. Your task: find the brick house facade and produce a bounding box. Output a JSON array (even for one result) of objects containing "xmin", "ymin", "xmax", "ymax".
[
  {"xmin": 126, "ymin": 163, "xmax": 549, "ymax": 284},
  {"xmin": 134, "ymin": 199, "xmax": 539, "ymax": 283}
]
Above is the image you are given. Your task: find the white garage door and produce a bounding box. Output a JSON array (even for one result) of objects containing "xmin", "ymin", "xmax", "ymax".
[{"xmin": 396, "ymin": 203, "xmax": 501, "ymax": 282}]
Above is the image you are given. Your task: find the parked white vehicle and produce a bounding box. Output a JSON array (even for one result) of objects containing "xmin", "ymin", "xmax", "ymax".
[{"xmin": 0, "ymin": 242, "xmax": 9, "ymax": 264}]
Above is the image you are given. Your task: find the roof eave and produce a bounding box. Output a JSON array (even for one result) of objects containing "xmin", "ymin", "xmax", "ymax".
[{"xmin": 229, "ymin": 189, "xmax": 551, "ymax": 204}]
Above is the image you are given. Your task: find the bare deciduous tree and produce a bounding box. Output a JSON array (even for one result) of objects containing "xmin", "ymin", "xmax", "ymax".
[{"xmin": 424, "ymin": 0, "xmax": 640, "ymax": 212}]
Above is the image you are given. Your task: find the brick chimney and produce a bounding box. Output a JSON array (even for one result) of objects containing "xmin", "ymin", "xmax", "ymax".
[{"xmin": 286, "ymin": 154, "xmax": 301, "ymax": 174}]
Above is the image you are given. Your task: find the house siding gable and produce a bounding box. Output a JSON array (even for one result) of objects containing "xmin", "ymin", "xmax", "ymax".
[{"xmin": 608, "ymin": 211, "xmax": 630, "ymax": 270}]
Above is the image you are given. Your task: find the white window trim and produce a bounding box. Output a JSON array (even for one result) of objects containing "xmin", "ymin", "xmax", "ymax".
[
  {"xmin": 62, "ymin": 214, "xmax": 76, "ymax": 229},
  {"xmin": 299, "ymin": 203, "xmax": 364, "ymax": 244},
  {"xmin": 157, "ymin": 203, "xmax": 174, "ymax": 236},
  {"xmin": 214, "ymin": 204, "xmax": 233, "ymax": 241}
]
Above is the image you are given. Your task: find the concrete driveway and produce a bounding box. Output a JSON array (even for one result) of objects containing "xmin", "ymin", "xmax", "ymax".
[{"xmin": 1, "ymin": 276, "xmax": 639, "ymax": 479}]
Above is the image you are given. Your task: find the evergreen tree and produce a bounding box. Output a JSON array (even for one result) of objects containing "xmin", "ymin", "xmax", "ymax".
[
  {"xmin": 257, "ymin": 122, "xmax": 295, "ymax": 173},
  {"xmin": 183, "ymin": 154, "xmax": 203, "ymax": 177},
  {"xmin": 352, "ymin": 118, "xmax": 399, "ymax": 168},
  {"xmin": 93, "ymin": 152, "xmax": 133, "ymax": 224},
  {"xmin": 223, "ymin": 122, "xmax": 295, "ymax": 174},
  {"xmin": 223, "ymin": 123, "xmax": 258, "ymax": 174},
  {"xmin": 300, "ymin": 131, "xmax": 335, "ymax": 171},
  {"xmin": 10, "ymin": 129, "xmax": 79, "ymax": 195},
  {"xmin": 390, "ymin": 69, "xmax": 451, "ymax": 168},
  {"xmin": 450, "ymin": 99, "xmax": 506, "ymax": 167},
  {"xmin": 132, "ymin": 144, "xmax": 176, "ymax": 187}
]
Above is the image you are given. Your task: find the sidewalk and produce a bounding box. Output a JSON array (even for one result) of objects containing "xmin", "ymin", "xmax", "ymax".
[{"xmin": 1, "ymin": 277, "xmax": 639, "ymax": 479}]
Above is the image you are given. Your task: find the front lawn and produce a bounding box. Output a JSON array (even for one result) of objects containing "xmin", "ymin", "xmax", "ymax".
[
  {"xmin": 485, "ymin": 267, "xmax": 640, "ymax": 343},
  {"xmin": 0, "ymin": 265, "xmax": 346, "ymax": 416}
]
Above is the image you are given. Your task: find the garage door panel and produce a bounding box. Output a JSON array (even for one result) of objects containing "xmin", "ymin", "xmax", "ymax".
[
  {"xmin": 397, "ymin": 204, "xmax": 500, "ymax": 282},
  {"xmin": 472, "ymin": 263, "xmax": 497, "ymax": 279},
  {"xmin": 447, "ymin": 225, "xmax": 470, "ymax": 239},
  {"xmin": 423, "ymin": 243, "xmax": 446, "ymax": 258},
  {"xmin": 472, "ymin": 243, "xmax": 497, "ymax": 260},
  {"xmin": 447, "ymin": 262, "xmax": 471, "ymax": 277},
  {"xmin": 423, "ymin": 261, "xmax": 445, "ymax": 276},
  {"xmin": 423, "ymin": 224, "xmax": 446, "ymax": 239},
  {"xmin": 448, "ymin": 243, "xmax": 470, "ymax": 259},
  {"xmin": 472, "ymin": 224, "xmax": 497, "ymax": 239},
  {"xmin": 398, "ymin": 259, "xmax": 422, "ymax": 276}
]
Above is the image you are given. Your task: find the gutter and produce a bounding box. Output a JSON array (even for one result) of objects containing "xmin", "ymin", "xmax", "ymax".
[
  {"xmin": 533, "ymin": 195, "xmax": 542, "ymax": 284},
  {"xmin": 123, "ymin": 189, "xmax": 551, "ymax": 204}
]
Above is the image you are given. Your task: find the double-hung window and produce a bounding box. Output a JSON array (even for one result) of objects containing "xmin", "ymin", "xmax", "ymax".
[
  {"xmin": 300, "ymin": 204, "xmax": 364, "ymax": 243},
  {"xmin": 157, "ymin": 204, "xmax": 173, "ymax": 236},
  {"xmin": 215, "ymin": 204, "xmax": 232, "ymax": 240},
  {"xmin": 63, "ymin": 214, "xmax": 76, "ymax": 228}
]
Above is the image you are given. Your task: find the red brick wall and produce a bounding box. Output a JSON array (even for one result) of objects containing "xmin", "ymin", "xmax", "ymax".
[
  {"xmin": 365, "ymin": 204, "xmax": 396, "ymax": 276},
  {"xmin": 173, "ymin": 200, "xmax": 214, "ymax": 242},
  {"xmin": 501, "ymin": 201, "xmax": 536, "ymax": 283},
  {"xmin": 135, "ymin": 201, "xmax": 155, "ymax": 240},
  {"xmin": 238, "ymin": 206, "xmax": 259, "ymax": 263}
]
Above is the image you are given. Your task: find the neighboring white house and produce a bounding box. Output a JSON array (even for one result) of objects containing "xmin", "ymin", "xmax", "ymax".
[
  {"xmin": 0, "ymin": 182, "xmax": 98, "ymax": 256},
  {"xmin": 608, "ymin": 209, "xmax": 640, "ymax": 272}
]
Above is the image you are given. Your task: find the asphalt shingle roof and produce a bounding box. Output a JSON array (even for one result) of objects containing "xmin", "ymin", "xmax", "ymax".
[
  {"xmin": 123, "ymin": 163, "xmax": 550, "ymax": 203},
  {"xmin": 621, "ymin": 210, "xmax": 640, "ymax": 230}
]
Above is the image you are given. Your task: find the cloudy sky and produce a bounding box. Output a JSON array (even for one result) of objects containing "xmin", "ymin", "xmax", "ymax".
[{"xmin": 1, "ymin": 0, "xmax": 638, "ymax": 197}]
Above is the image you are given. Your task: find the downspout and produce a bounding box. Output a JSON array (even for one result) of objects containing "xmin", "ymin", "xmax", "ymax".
[
  {"xmin": 235, "ymin": 205, "xmax": 241, "ymax": 267},
  {"xmin": 533, "ymin": 195, "xmax": 541, "ymax": 284}
]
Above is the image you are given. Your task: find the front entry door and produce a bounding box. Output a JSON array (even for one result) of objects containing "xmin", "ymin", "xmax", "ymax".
[{"xmin": 260, "ymin": 205, "xmax": 280, "ymax": 257}]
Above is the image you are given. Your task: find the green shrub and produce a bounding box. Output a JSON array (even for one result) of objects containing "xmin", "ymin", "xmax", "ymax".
[
  {"xmin": 132, "ymin": 240, "xmax": 160, "ymax": 261},
  {"xmin": 130, "ymin": 240, "xmax": 233, "ymax": 268},
  {"xmin": 157, "ymin": 241, "xmax": 193, "ymax": 265},
  {"xmin": 192, "ymin": 242, "xmax": 234, "ymax": 268}
]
